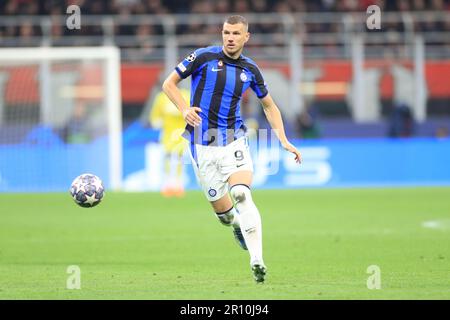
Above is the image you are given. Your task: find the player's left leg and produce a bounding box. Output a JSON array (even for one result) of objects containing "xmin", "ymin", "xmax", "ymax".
[{"xmin": 228, "ymin": 170, "xmax": 266, "ymax": 283}]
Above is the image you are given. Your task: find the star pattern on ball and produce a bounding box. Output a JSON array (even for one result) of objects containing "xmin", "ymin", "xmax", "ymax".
[{"xmin": 84, "ymin": 193, "xmax": 98, "ymax": 206}]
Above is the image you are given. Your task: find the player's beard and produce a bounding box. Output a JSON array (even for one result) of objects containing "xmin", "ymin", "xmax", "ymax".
[{"xmin": 224, "ymin": 44, "xmax": 243, "ymax": 58}]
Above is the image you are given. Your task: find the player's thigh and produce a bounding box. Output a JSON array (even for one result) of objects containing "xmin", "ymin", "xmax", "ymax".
[
  {"xmin": 190, "ymin": 145, "xmax": 229, "ymax": 203},
  {"xmin": 192, "ymin": 161, "xmax": 228, "ymax": 202},
  {"xmin": 228, "ymin": 170, "xmax": 253, "ymax": 187},
  {"xmin": 222, "ymin": 137, "xmax": 254, "ymax": 187}
]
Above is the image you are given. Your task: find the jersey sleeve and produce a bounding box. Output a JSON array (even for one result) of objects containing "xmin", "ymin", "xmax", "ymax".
[
  {"xmin": 175, "ymin": 48, "xmax": 207, "ymax": 79},
  {"xmin": 250, "ymin": 66, "xmax": 269, "ymax": 99}
]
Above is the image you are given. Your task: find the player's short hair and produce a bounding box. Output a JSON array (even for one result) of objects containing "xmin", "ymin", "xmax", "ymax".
[{"xmin": 224, "ymin": 15, "xmax": 248, "ymax": 31}]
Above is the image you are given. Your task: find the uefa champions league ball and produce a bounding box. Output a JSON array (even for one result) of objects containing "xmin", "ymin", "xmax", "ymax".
[{"xmin": 70, "ymin": 173, "xmax": 105, "ymax": 208}]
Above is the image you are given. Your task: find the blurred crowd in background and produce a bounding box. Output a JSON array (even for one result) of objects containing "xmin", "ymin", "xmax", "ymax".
[
  {"xmin": 1, "ymin": 0, "xmax": 450, "ymax": 39},
  {"xmin": 2, "ymin": 0, "xmax": 450, "ymax": 15}
]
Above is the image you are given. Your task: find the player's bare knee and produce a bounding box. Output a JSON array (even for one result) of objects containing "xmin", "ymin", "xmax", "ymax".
[{"xmin": 230, "ymin": 184, "xmax": 250, "ymax": 203}]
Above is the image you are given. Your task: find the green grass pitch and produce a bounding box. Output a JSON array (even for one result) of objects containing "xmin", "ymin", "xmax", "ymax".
[{"xmin": 0, "ymin": 188, "xmax": 449, "ymax": 299}]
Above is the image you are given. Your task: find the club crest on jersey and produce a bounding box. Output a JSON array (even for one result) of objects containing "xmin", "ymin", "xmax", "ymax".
[
  {"xmin": 186, "ymin": 52, "xmax": 196, "ymax": 62},
  {"xmin": 208, "ymin": 188, "xmax": 217, "ymax": 197},
  {"xmin": 218, "ymin": 60, "xmax": 223, "ymax": 67},
  {"xmin": 240, "ymin": 72, "xmax": 249, "ymax": 82}
]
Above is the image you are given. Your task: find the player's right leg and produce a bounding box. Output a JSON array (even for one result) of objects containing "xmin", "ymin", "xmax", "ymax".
[{"xmin": 188, "ymin": 143, "xmax": 247, "ymax": 250}]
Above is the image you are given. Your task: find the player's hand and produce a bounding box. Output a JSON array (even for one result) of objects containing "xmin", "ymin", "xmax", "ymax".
[
  {"xmin": 182, "ymin": 107, "xmax": 202, "ymax": 127},
  {"xmin": 282, "ymin": 141, "xmax": 302, "ymax": 164}
]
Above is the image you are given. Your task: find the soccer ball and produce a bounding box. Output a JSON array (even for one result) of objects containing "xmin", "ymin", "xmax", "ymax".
[{"xmin": 70, "ymin": 173, "xmax": 105, "ymax": 208}]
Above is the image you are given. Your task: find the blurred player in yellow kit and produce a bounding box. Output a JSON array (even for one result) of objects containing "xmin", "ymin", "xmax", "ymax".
[{"xmin": 150, "ymin": 87, "xmax": 190, "ymax": 197}]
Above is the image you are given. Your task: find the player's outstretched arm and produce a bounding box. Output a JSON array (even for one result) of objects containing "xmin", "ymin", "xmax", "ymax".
[
  {"xmin": 162, "ymin": 71, "xmax": 201, "ymax": 127},
  {"xmin": 260, "ymin": 94, "xmax": 302, "ymax": 164}
]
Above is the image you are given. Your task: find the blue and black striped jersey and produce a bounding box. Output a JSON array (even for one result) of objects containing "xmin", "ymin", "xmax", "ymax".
[{"xmin": 175, "ymin": 46, "xmax": 268, "ymax": 146}]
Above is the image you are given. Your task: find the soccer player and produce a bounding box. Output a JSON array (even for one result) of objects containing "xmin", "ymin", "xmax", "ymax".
[{"xmin": 162, "ymin": 15, "xmax": 302, "ymax": 283}]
